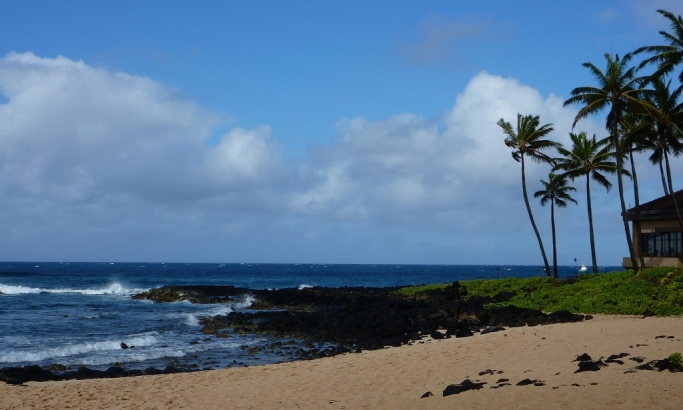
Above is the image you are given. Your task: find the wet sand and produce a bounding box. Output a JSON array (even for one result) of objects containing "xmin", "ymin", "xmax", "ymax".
[{"xmin": 2, "ymin": 315, "xmax": 682, "ymax": 409}]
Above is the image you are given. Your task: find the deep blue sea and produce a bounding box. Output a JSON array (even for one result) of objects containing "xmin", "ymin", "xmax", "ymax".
[{"xmin": 0, "ymin": 262, "xmax": 622, "ymax": 372}]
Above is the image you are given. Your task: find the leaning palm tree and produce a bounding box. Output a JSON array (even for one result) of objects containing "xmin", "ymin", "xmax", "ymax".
[
  {"xmin": 633, "ymin": 9, "xmax": 683, "ymax": 83},
  {"xmin": 534, "ymin": 173, "xmax": 577, "ymax": 278},
  {"xmin": 498, "ymin": 114, "xmax": 558, "ymax": 276},
  {"xmin": 563, "ymin": 53, "xmax": 647, "ymax": 272},
  {"xmin": 554, "ymin": 132, "xmax": 618, "ymax": 274}
]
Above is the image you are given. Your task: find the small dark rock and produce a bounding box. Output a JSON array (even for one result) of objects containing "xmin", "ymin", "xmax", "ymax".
[
  {"xmin": 120, "ymin": 342, "xmax": 129, "ymax": 349},
  {"xmin": 496, "ymin": 378, "xmax": 509, "ymax": 383},
  {"xmin": 516, "ymin": 379, "xmax": 537, "ymax": 386},
  {"xmin": 47, "ymin": 364, "xmax": 70, "ymax": 372},
  {"xmin": 189, "ymin": 340, "xmax": 199, "ymax": 345},
  {"xmin": 420, "ymin": 391, "xmax": 433, "ymax": 398},
  {"xmin": 635, "ymin": 362, "xmax": 655, "ymax": 371},
  {"xmin": 575, "ymin": 360, "xmax": 606, "ymax": 373},
  {"xmin": 574, "ymin": 353, "xmax": 592, "ymax": 362},
  {"xmin": 490, "ymin": 383, "xmax": 510, "ymax": 389},
  {"xmin": 585, "ymin": 315, "xmax": 593, "ymax": 320},
  {"xmin": 443, "ymin": 379, "xmax": 486, "ymax": 396},
  {"xmin": 430, "ymin": 331, "xmax": 445, "ymax": 340},
  {"xmin": 605, "ymin": 354, "xmax": 628, "ymax": 365},
  {"xmin": 654, "ymin": 358, "xmax": 683, "ymax": 372},
  {"xmin": 454, "ymin": 327, "xmax": 474, "ymax": 338},
  {"xmin": 642, "ymin": 309, "xmax": 655, "ymax": 318},
  {"xmin": 480, "ymin": 326, "xmax": 505, "ymax": 335}
]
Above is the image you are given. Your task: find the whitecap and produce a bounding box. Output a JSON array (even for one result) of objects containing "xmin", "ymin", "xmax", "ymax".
[
  {"xmin": 298, "ymin": 284, "xmax": 313, "ymax": 290},
  {"xmin": 0, "ymin": 282, "xmax": 147, "ymax": 296},
  {"xmin": 0, "ymin": 334, "xmax": 158, "ymax": 363}
]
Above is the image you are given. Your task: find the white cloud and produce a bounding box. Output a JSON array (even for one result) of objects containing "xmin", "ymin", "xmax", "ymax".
[
  {"xmin": 289, "ymin": 72, "xmax": 602, "ymax": 229},
  {"xmin": 0, "ymin": 52, "xmax": 284, "ymax": 207}
]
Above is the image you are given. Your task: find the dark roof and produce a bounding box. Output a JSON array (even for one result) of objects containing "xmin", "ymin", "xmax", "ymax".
[{"xmin": 624, "ymin": 190, "xmax": 683, "ymax": 221}]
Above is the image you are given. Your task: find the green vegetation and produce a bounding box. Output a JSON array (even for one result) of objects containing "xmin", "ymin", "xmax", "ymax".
[
  {"xmin": 397, "ymin": 268, "xmax": 683, "ymax": 316},
  {"xmin": 668, "ymin": 352, "xmax": 683, "ymax": 364}
]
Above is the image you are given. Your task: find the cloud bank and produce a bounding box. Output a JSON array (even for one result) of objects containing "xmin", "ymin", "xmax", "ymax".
[{"xmin": 0, "ymin": 53, "xmax": 621, "ymax": 263}]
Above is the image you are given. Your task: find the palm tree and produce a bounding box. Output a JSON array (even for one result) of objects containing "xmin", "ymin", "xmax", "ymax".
[
  {"xmin": 498, "ymin": 114, "xmax": 558, "ymax": 276},
  {"xmin": 638, "ymin": 78, "xmax": 683, "ymax": 233},
  {"xmin": 534, "ymin": 173, "xmax": 577, "ymax": 278},
  {"xmin": 638, "ymin": 129, "xmax": 671, "ymax": 196},
  {"xmin": 633, "ymin": 9, "xmax": 683, "ymax": 83},
  {"xmin": 563, "ymin": 53, "xmax": 647, "ymax": 272},
  {"xmin": 554, "ymin": 132, "xmax": 618, "ymax": 274},
  {"xmin": 619, "ymin": 113, "xmax": 654, "ymax": 268}
]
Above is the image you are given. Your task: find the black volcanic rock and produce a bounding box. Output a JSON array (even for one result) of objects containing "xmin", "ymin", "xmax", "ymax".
[
  {"xmin": 574, "ymin": 353, "xmax": 592, "ymax": 362},
  {"xmin": 653, "ymin": 358, "xmax": 683, "ymax": 372},
  {"xmin": 575, "ymin": 360, "xmax": 606, "ymax": 372},
  {"xmin": 443, "ymin": 379, "xmax": 486, "ymax": 396},
  {"xmin": 480, "ymin": 326, "xmax": 505, "ymax": 335}
]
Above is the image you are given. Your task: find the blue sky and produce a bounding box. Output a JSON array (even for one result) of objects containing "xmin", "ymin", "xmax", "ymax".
[{"xmin": 0, "ymin": 0, "xmax": 681, "ymax": 265}]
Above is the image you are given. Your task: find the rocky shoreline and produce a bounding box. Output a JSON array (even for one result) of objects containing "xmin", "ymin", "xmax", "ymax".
[{"xmin": 2, "ymin": 281, "xmax": 591, "ymax": 385}]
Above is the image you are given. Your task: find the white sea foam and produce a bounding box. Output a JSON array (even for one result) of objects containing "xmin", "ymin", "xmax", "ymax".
[
  {"xmin": 203, "ymin": 305, "xmax": 234, "ymax": 317},
  {"xmin": 233, "ymin": 294, "xmax": 255, "ymax": 309},
  {"xmin": 0, "ymin": 282, "xmax": 146, "ymax": 296},
  {"xmin": 0, "ymin": 335, "xmax": 158, "ymax": 363},
  {"xmin": 298, "ymin": 284, "xmax": 313, "ymax": 290},
  {"xmin": 184, "ymin": 313, "xmax": 200, "ymax": 327}
]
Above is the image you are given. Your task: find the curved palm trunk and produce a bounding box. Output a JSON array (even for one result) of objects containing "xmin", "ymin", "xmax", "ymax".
[
  {"xmin": 586, "ymin": 174, "xmax": 598, "ymax": 273},
  {"xmin": 521, "ymin": 154, "xmax": 551, "ymax": 276},
  {"xmin": 660, "ymin": 158, "xmax": 669, "ymax": 196},
  {"xmin": 663, "ymin": 150, "xmax": 683, "ymax": 233},
  {"xmin": 629, "ymin": 150, "xmax": 645, "ymax": 269},
  {"xmin": 551, "ymin": 198, "xmax": 558, "ymax": 279},
  {"xmin": 614, "ymin": 128, "xmax": 638, "ymax": 273}
]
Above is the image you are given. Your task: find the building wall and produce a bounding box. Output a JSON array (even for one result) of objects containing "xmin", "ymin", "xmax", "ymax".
[
  {"xmin": 623, "ymin": 256, "xmax": 683, "ymax": 268},
  {"xmin": 625, "ymin": 218, "xmax": 682, "ymax": 268}
]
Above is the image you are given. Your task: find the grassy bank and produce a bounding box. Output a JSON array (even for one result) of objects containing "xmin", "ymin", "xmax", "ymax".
[{"xmin": 397, "ymin": 267, "xmax": 683, "ymax": 316}]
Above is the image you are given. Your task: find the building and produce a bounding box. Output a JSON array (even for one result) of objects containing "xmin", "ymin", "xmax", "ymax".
[{"xmin": 623, "ymin": 190, "xmax": 683, "ymax": 268}]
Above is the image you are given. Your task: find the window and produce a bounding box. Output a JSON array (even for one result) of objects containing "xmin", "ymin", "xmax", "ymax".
[{"xmin": 641, "ymin": 232, "xmax": 681, "ymax": 257}]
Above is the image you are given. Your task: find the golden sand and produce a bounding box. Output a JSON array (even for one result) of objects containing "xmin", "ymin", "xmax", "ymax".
[{"xmin": 2, "ymin": 315, "xmax": 682, "ymax": 409}]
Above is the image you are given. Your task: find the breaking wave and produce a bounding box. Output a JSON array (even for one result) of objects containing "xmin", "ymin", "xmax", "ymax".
[
  {"xmin": 0, "ymin": 335, "xmax": 158, "ymax": 363},
  {"xmin": 0, "ymin": 282, "xmax": 146, "ymax": 296}
]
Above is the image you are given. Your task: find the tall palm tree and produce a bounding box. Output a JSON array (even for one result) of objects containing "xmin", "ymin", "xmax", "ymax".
[
  {"xmin": 620, "ymin": 113, "xmax": 651, "ymax": 269},
  {"xmin": 534, "ymin": 173, "xmax": 577, "ymax": 279},
  {"xmin": 498, "ymin": 114, "xmax": 558, "ymax": 276},
  {"xmin": 638, "ymin": 78, "xmax": 683, "ymax": 233},
  {"xmin": 563, "ymin": 53, "xmax": 647, "ymax": 272},
  {"xmin": 634, "ymin": 9, "xmax": 683, "ymax": 83},
  {"xmin": 554, "ymin": 132, "xmax": 618, "ymax": 274}
]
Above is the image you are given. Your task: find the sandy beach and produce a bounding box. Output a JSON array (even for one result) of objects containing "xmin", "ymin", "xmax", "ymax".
[{"xmin": 2, "ymin": 314, "xmax": 682, "ymax": 409}]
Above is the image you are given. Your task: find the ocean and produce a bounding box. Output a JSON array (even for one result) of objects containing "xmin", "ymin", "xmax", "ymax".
[{"xmin": 0, "ymin": 262, "xmax": 622, "ymax": 372}]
